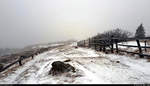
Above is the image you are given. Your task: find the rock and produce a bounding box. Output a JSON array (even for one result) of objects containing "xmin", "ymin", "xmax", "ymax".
[{"xmin": 49, "ymin": 61, "xmax": 75, "ymax": 76}]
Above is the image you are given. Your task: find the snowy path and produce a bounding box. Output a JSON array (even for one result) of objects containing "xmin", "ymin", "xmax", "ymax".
[{"xmin": 0, "ymin": 43, "xmax": 150, "ymax": 84}]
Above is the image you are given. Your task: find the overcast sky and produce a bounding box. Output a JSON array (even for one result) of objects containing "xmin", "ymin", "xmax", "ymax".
[{"xmin": 0, "ymin": 0, "xmax": 150, "ymax": 48}]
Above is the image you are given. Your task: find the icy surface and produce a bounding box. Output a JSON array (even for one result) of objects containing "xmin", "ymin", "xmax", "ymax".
[{"xmin": 0, "ymin": 42, "xmax": 150, "ymax": 84}]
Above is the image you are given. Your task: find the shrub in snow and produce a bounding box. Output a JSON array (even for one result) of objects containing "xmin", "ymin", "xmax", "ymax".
[{"xmin": 49, "ymin": 61, "xmax": 75, "ymax": 76}]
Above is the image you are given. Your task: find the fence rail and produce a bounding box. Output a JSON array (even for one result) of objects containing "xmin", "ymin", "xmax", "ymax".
[
  {"xmin": 0, "ymin": 44, "xmax": 65, "ymax": 73},
  {"xmin": 77, "ymin": 37, "xmax": 150, "ymax": 58},
  {"xmin": 118, "ymin": 44, "xmax": 150, "ymax": 48}
]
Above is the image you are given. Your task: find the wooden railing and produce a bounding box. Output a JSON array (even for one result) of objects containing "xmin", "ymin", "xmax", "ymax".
[
  {"xmin": 77, "ymin": 37, "xmax": 150, "ymax": 58},
  {"xmin": 0, "ymin": 44, "xmax": 65, "ymax": 73}
]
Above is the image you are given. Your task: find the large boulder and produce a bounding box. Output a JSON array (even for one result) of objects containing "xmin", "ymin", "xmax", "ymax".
[{"xmin": 49, "ymin": 61, "xmax": 75, "ymax": 76}]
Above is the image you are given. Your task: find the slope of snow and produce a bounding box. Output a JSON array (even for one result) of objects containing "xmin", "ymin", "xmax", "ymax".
[{"xmin": 0, "ymin": 42, "xmax": 150, "ymax": 84}]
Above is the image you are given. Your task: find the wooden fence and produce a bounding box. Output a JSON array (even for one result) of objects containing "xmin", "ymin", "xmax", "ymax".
[
  {"xmin": 77, "ymin": 37, "xmax": 150, "ymax": 58},
  {"xmin": 0, "ymin": 45, "xmax": 64, "ymax": 73}
]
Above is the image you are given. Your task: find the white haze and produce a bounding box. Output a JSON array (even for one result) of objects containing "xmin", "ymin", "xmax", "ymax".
[{"xmin": 0, "ymin": 0, "xmax": 150, "ymax": 48}]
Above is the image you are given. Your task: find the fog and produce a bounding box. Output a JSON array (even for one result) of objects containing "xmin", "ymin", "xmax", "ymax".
[{"xmin": 0, "ymin": 0, "xmax": 150, "ymax": 48}]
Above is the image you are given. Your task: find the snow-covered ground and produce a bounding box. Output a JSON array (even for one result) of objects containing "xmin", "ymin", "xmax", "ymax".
[
  {"xmin": 0, "ymin": 42, "xmax": 150, "ymax": 84},
  {"xmin": 118, "ymin": 41, "xmax": 149, "ymax": 52}
]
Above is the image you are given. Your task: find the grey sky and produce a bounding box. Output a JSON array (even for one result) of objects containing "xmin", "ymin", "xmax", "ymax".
[{"xmin": 0, "ymin": 0, "xmax": 150, "ymax": 48}]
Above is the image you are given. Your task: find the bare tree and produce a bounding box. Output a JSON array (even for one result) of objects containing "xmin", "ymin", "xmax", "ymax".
[{"xmin": 98, "ymin": 28, "xmax": 132, "ymax": 40}]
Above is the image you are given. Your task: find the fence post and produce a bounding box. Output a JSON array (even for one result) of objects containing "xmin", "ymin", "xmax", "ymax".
[
  {"xmin": 19, "ymin": 56, "xmax": 23, "ymax": 66},
  {"xmin": 95, "ymin": 44, "xmax": 97, "ymax": 50},
  {"xmin": 93, "ymin": 38, "xmax": 96, "ymax": 50},
  {"xmin": 102, "ymin": 40, "xmax": 106, "ymax": 52},
  {"xmin": 84, "ymin": 40, "xmax": 86, "ymax": 47},
  {"xmin": 144, "ymin": 40, "xmax": 147, "ymax": 52},
  {"xmin": 111, "ymin": 38, "xmax": 114, "ymax": 53},
  {"xmin": 32, "ymin": 55, "xmax": 34, "ymax": 59},
  {"xmin": 89, "ymin": 38, "xmax": 91, "ymax": 48},
  {"xmin": 115, "ymin": 39, "xmax": 119, "ymax": 53},
  {"xmin": 103, "ymin": 45, "xmax": 106, "ymax": 52},
  {"xmin": 136, "ymin": 40, "xmax": 144, "ymax": 58},
  {"xmin": 77, "ymin": 42, "xmax": 79, "ymax": 46},
  {"xmin": 99, "ymin": 46, "xmax": 102, "ymax": 51}
]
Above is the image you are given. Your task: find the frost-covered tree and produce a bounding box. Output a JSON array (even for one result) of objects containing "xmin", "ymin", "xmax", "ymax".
[
  {"xmin": 98, "ymin": 28, "xmax": 132, "ymax": 40},
  {"xmin": 135, "ymin": 24, "xmax": 145, "ymax": 38},
  {"xmin": 91, "ymin": 28, "xmax": 132, "ymax": 44}
]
